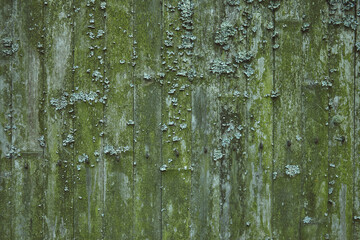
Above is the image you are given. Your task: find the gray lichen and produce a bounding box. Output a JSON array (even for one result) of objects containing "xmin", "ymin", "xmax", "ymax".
[
  {"xmin": 50, "ymin": 91, "xmax": 102, "ymax": 111},
  {"xmin": 160, "ymin": 164, "xmax": 168, "ymax": 172},
  {"xmin": 243, "ymin": 64, "xmax": 254, "ymax": 77},
  {"xmin": 234, "ymin": 51, "xmax": 253, "ymax": 64},
  {"xmin": 213, "ymin": 149, "xmax": 223, "ymax": 161},
  {"xmin": 2, "ymin": 38, "xmax": 19, "ymax": 56},
  {"xmin": 103, "ymin": 145, "xmax": 130, "ymax": 156},
  {"xmin": 215, "ymin": 21, "xmax": 237, "ymax": 50},
  {"xmin": 38, "ymin": 135, "xmax": 46, "ymax": 148},
  {"xmin": 226, "ymin": 0, "xmax": 240, "ymax": 6},
  {"xmin": 301, "ymin": 23, "xmax": 310, "ymax": 32},
  {"xmin": 285, "ymin": 165, "xmax": 300, "ymax": 177},
  {"xmin": 5, "ymin": 145, "xmax": 21, "ymax": 159},
  {"xmin": 78, "ymin": 154, "xmax": 89, "ymax": 163},
  {"xmin": 177, "ymin": 0, "xmax": 194, "ymax": 30},
  {"xmin": 63, "ymin": 134, "xmax": 75, "ymax": 146},
  {"xmin": 209, "ymin": 59, "xmax": 234, "ymax": 74},
  {"xmin": 303, "ymin": 216, "xmax": 312, "ymax": 224}
]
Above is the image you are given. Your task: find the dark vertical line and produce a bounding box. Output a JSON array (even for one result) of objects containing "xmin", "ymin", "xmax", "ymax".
[
  {"xmin": 353, "ymin": 1, "xmax": 357, "ymax": 238},
  {"xmin": 160, "ymin": 1, "xmax": 163, "ymax": 239},
  {"xmin": 70, "ymin": 0, "xmax": 76, "ymax": 239},
  {"xmin": 244, "ymin": 3, "xmax": 250, "ymax": 239},
  {"xmin": 271, "ymin": 6, "xmax": 276, "ymax": 239},
  {"xmin": 41, "ymin": 1, "xmax": 47, "ymax": 238},
  {"xmin": 10, "ymin": 1, "xmax": 15, "ymax": 239},
  {"xmin": 188, "ymin": 0, "xmax": 193, "ymax": 239},
  {"xmin": 326, "ymin": 1, "xmax": 331, "ymax": 236},
  {"xmin": 131, "ymin": 0, "xmax": 135, "ymax": 239},
  {"xmin": 299, "ymin": 3, "xmax": 305, "ymax": 239}
]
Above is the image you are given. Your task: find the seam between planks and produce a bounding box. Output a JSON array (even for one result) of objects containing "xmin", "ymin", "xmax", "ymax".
[
  {"xmin": 353, "ymin": 1, "xmax": 358, "ymax": 238},
  {"xmin": 271, "ymin": 6, "xmax": 276, "ymax": 239},
  {"xmin": 160, "ymin": 0, "xmax": 164, "ymax": 239},
  {"xmin": 70, "ymin": 0, "xmax": 76, "ymax": 238},
  {"xmin": 132, "ymin": 0, "xmax": 135, "ymax": 239}
]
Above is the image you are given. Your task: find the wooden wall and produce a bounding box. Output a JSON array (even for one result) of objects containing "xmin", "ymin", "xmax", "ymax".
[{"xmin": 0, "ymin": 0, "xmax": 359, "ymax": 239}]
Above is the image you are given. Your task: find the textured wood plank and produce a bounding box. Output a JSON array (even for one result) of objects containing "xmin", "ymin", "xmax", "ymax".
[
  {"xmin": 133, "ymin": 0, "xmax": 162, "ymax": 239},
  {"xmin": 43, "ymin": 0, "xmax": 74, "ymax": 238},
  {"xmin": 354, "ymin": 1, "xmax": 360, "ymax": 237},
  {"xmin": 161, "ymin": 1, "xmax": 193, "ymax": 238},
  {"xmin": 204, "ymin": 2, "xmax": 248, "ymax": 239},
  {"xmin": 299, "ymin": 0, "xmax": 329, "ymax": 239},
  {"xmin": 72, "ymin": 0, "xmax": 105, "ymax": 238},
  {"xmin": 190, "ymin": 0, "xmax": 221, "ymax": 239},
  {"xmin": 0, "ymin": 0, "xmax": 15, "ymax": 238},
  {"xmin": 218, "ymin": 2, "xmax": 247, "ymax": 239},
  {"xmin": 272, "ymin": 0, "xmax": 303, "ymax": 238},
  {"xmin": 327, "ymin": 1, "xmax": 355, "ymax": 238},
  {"xmin": 10, "ymin": 0, "xmax": 46, "ymax": 239},
  {"xmin": 244, "ymin": 1, "xmax": 273, "ymax": 238},
  {"xmin": 103, "ymin": 0, "xmax": 134, "ymax": 239}
]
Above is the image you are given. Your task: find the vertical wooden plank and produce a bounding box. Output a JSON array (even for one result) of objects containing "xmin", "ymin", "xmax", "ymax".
[
  {"xmin": 43, "ymin": 0, "xmax": 74, "ymax": 238},
  {"xmin": 103, "ymin": 0, "xmax": 134, "ymax": 239},
  {"xmin": 161, "ymin": 0, "xmax": 193, "ymax": 238},
  {"xmin": 218, "ymin": 2, "xmax": 247, "ymax": 239},
  {"xmin": 72, "ymin": 0, "xmax": 105, "ymax": 238},
  {"xmin": 0, "ymin": 0, "xmax": 15, "ymax": 238},
  {"xmin": 272, "ymin": 0, "xmax": 303, "ymax": 238},
  {"xmin": 327, "ymin": 1, "xmax": 355, "ymax": 238},
  {"xmin": 354, "ymin": 1, "xmax": 360, "ymax": 237},
  {"xmin": 244, "ymin": 0, "xmax": 273, "ymax": 238},
  {"xmin": 190, "ymin": 0, "xmax": 221, "ymax": 239},
  {"xmin": 133, "ymin": 0, "xmax": 162, "ymax": 239},
  {"xmin": 300, "ymin": 0, "xmax": 329, "ymax": 239},
  {"xmin": 11, "ymin": 0, "xmax": 46, "ymax": 239}
]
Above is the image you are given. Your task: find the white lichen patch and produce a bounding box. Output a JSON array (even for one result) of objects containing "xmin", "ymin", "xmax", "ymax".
[
  {"xmin": 160, "ymin": 164, "xmax": 168, "ymax": 172},
  {"xmin": 5, "ymin": 145, "xmax": 21, "ymax": 159},
  {"xmin": 215, "ymin": 21, "xmax": 237, "ymax": 50},
  {"xmin": 209, "ymin": 59, "xmax": 234, "ymax": 74},
  {"xmin": 50, "ymin": 91, "xmax": 102, "ymax": 111},
  {"xmin": 78, "ymin": 154, "xmax": 89, "ymax": 163},
  {"xmin": 213, "ymin": 149, "xmax": 223, "ymax": 161},
  {"xmin": 63, "ymin": 134, "xmax": 75, "ymax": 146},
  {"xmin": 303, "ymin": 216, "xmax": 312, "ymax": 224},
  {"xmin": 38, "ymin": 135, "xmax": 46, "ymax": 148},
  {"xmin": 285, "ymin": 165, "xmax": 300, "ymax": 177},
  {"xmin": 103, "ymin": 145, "xmax": 130, "ymax": 156}
]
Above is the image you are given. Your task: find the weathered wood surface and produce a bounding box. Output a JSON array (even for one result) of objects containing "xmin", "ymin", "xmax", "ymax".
[{"xmin": 0, "ymin": 0, "xmax": 359, "ymax": 239}]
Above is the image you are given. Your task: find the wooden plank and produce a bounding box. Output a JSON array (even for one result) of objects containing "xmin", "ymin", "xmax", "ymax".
[
  {"xmin": 354, "ymin": 1, "xmax": 360, "ymax": 237},
  {"xmin": 10, "ymin": 0, "xmax": 46, "ymax": 239},
  {"xmin": 161, "ymin": 1, "xmax": 193, "ymax": 238},
  {"xmin": 190, "ymin": 0, "xmax": 221, "ymax": 239},
  {"xmin": 133, "ymin": 0, "xmax": 162, "ymax": 239},
  {"xmin": 327, "ymin": 1, "xmax": 355, "ymax": 238},
  {"xmin": 299, "ymin": 0, "xmax": 329, "ymax": 238},
  {"xmin": 102, "ymin": 0, "xmax": 134, "ymax": 239},
  {"xmin": 244, "ymin": 1, "xmax": 273, "ymax": 238},
  {"xmin": 272, "ymin": 0, "xmax": 303, "ymax": 238},
  {"xmin": 218, "ymin": 2, "xmax": 248, "ymax": 239},
  {"xmin": 0, "ymin": 0, "xmax": 15, "ymax": 238},
  {"xmin": 72, "ymin": 0, "xmax": 105, "ymax": 238},
  {"xmin": 43, "ymin": 0, "xmax": 74, "ymax": 238}
]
